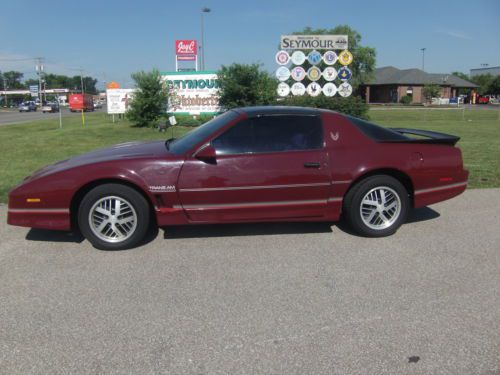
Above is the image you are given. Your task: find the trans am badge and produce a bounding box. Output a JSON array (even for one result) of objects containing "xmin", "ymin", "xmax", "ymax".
[{"xmin": 149, "ymin": 185, "xmax": 176, "ymax": 193}]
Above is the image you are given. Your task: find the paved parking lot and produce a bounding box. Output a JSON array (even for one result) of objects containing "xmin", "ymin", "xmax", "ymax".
[{"xmin": 0, "ymin": 189, "xmax": 499, "ymax": 374}]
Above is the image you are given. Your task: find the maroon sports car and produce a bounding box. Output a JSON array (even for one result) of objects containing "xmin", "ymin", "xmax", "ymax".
[{"xmin": 8, "ymin": 106, "xmax": 468, "ymax": 250}]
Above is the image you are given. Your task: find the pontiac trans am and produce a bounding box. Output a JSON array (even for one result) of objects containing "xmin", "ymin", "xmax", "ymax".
[{"xmin": 8, "ymin": 106, "xmax": 468, "ymax": 250}]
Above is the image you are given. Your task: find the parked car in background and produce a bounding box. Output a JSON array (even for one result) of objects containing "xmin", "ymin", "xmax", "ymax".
[
  {"xmin": 41, "ymin": 102, "xmax": 59, "ymax": 113},
  {"xmin": 18, "ymin": 101, "xmax": 37, "ymax": 112},
  {"xmin": 93, "ymin": 101, "xmax": 102, "ymax": 109},
  {"xmin": 7, "ymin": 106, "xmax": 469, "ymax": 250}
]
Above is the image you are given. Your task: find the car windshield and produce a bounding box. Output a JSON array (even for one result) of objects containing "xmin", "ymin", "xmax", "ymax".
[{"xmin": 168, "ymin": 110, "xmax": 239, "ymax": 155}]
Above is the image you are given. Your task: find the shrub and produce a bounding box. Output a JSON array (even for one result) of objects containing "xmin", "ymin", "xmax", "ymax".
[
  {"xmin": 279, "ymin": 95, "xmax": 369, "ymax": 119},
  {"xmin": 400, "ymin": 95, "xmax": 412, "ymax": 105}
]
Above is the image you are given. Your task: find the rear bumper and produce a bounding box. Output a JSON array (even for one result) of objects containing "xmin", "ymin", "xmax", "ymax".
[
  {"xmin": 414, "ymin": 171, "xmax": 468, "ymax": 208},
  {"xmin": 7, "ymin": 208, "xmax": 71, "ymax": 231}
]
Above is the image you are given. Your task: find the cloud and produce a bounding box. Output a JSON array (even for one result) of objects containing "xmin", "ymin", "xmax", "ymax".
[{"xmin": 437, "ymin": 29, "xmax": 473, "ymax": 41}]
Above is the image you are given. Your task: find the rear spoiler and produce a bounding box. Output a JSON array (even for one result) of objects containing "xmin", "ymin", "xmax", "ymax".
[{"xmin": 388, "ymin": 128, "xmax": 460, "ymax": 146}]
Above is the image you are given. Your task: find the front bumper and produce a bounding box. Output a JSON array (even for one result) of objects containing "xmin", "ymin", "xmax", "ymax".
[{"xmin": 7, "ymin": 208, "xmax": 71, "ymax": 231}]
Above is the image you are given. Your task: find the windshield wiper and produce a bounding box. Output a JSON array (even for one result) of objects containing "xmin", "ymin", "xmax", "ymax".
[{"xmin": 165, "ymin": 137, "xmax": 176, "ymax": 150}]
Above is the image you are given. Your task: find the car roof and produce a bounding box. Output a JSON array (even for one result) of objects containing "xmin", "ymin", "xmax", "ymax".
[{"xmin": 233, "ymin": 106, "xmax": 332, "ymax": 117}]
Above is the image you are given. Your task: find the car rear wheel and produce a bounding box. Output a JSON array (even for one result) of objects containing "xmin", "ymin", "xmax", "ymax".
[
  {"xmin": 343, "ymin": 175, "xmax": 409, "ymax": 237},
  {"xmin": 78, "ymin": 184, "xmax": 150, "ymax": 250}
]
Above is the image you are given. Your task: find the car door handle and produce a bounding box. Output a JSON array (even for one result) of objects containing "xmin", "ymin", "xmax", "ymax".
[{"xmin": 304, "ymin": 162, "xmax": 321, "ymax": 168}]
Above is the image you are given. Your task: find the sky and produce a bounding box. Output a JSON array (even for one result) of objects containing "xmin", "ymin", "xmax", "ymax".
[{"xmin": 1, "ymin": 0, "xmax": 499, "ymax": 89}]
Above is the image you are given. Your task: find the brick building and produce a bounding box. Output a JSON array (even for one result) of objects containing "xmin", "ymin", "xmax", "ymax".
[{"xmin": 361, "ymin": 66, "xmax": 477, "ymax": 104}]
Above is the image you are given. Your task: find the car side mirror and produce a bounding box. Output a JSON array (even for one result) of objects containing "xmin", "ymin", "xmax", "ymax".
[{"xmin": 195, "ymin": 144, "xmax": 217, "ymax": 163}]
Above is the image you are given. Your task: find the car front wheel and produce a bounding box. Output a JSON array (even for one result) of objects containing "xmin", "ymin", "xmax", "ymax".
[
  {"xmin": 343, "ymin": 175, "xmax": 409, "ymax": 237},
  {"xmin": 78, "ymin": 184, "xmax": 150, "ymax": 250}
]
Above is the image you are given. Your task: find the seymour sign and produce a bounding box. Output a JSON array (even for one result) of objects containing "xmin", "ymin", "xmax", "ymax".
[
  {"xmin": 162, "ymin": 71, "xmax": 220, "ymax": 114},
  {"xmin": 280, "ymin": 35, "xmax": 348, "ymax": 50}
]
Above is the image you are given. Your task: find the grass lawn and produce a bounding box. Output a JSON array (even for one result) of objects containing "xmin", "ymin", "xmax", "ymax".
[{"xmin": 0, "ymin": 108, "xmax": 499, "ymax": 203}]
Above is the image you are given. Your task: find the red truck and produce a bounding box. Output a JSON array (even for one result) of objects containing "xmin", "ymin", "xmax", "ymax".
[{"xmin": 68, "ymin": 93, "xmax": 94, "ymax": 112}]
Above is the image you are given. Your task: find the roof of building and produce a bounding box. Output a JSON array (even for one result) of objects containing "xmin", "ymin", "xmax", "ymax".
[{"xmin": 367, "ymin": 66, "xmax": 478, "ymax": 88}]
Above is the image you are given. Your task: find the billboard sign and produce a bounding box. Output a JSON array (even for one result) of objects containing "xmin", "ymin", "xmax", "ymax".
[
  {"xmin": 162, "ymin": 71, "xmax": 220, "ymax": 114},
  {"xmin": 280, "ymin": 35, "xmax": 348, "ymax": 50},
  {"xmin": 106, "ymin": 89, "xmax": 136, "ymax": 114},
  {"xmin": 175, "ymin": 40, "xmax": 197, "ymax": 62}
]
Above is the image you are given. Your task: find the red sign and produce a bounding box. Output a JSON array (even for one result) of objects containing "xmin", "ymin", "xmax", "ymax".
[{"xmin": 175, "ymin": 40, "xmax": 197, "ymax": 56}]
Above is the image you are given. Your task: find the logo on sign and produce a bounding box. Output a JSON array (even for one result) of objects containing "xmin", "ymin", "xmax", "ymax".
[
  {"xmin": 323, "ymin": 51, "xmax": 338, "ymax": 65},
  {"xmin": 175, "ymin": 40, "xmax": 197, "ymax": 55},
  {"xmin": 307, "ymin": 66, "xmax": 321, "ymax": 81},
  {"xmin": 277, "ymin": 82, "xmax": 290, "ymax": 97},
  {"xmin": 307, "ymin": 50, "xmax": 322, "ymax": 65},
  {"xmin": 307, "ymin": 82, "xmax": 321, "ymax": 97},
  {"xmin": 338, "ymin": 66, "xmax": 352, "ymax": 81},
  {"xmin": 323, "ymin": 83, "xmax": 337, "ymax": 97},
  {"xmin": 338, "ymin": 50, "xmax": 353, "ymax": 66},
  {"xmin": 323, "ymin": 67, "xmax": 337, "ymax": 81},
  {"xmin": 291, "ymin": 82, "xmax": 306, "ymax": 96},
  {"xmin": 275, "ymin": 50, "xmax": 290, "ymax": 65},
  {"xmin": 338, "ymin": 82, "xmax": 353, "ymax": 97},
  {"xmin": 291, "ymin": 50, "xmax": 306, "ymax": 65},
  {"xmin": 275, "ymin": 66, "xmax": 291, "ymax": 81},
  {"xmin": 291, "ymin": 66, "xmax": 306, "ymax": 81}
]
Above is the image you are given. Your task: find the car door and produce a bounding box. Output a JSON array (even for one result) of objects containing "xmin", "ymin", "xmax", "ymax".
[{"xmin": 177, "ymin": 114, "xmax": 332, "ymax": 222}]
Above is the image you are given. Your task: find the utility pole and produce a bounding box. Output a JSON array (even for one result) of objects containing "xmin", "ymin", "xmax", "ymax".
[
  {"xmin": 80, "ymin": 68, "xmax": 85, "ymax": 127},
  {"xmin": 35, "ymin": 57, "xmax": 44, "ymax": 105},
  {"xmin": 420, "ymin": 48, "xmax": 426, "ymax": 71},
  {"xmin": 200, "ymin": 7, "xmax": 211, "ymax": 71}
]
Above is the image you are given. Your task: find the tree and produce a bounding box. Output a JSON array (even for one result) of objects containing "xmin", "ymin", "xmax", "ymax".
[
  {"xmin": 452, "ymin": 71, "xmax": 469, "ymax": 81},
  {"xmin": 290, "ymin": 26, "xmax": 376, "ymax": 89},
  {"xmin": 488, "ymin": 75, "xmax": 500, "ymax": 95},
  {"xmin": 422, "ymin": 84, "xmax": 441, "ymax": 101},
  {"xmin": 2, "ymin": 71, "xmax": 24, "ymax": 89},
  {"xmin": 127, "ymin": 69, "xmax": 167, "ymax": 127},
  {"xmin": 217, "ymin": 63, "xmax": 277, "ymax": 109},
  {"xmin": 471, "ymin": 74, "xmax": 494, "ymax": 95}
]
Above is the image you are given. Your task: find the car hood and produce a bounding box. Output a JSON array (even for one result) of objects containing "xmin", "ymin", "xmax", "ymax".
[{"xmin": 26, "ymin": 140, "xmax": 173, "ymax": 181}]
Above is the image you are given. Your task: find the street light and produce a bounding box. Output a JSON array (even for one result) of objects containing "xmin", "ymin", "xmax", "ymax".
[
  {"xmin": 200, "ymin": 7, "xmax": 211, "ymax": 71},
  {"xmin": 420, "ymin": 48, "xmax": 426, "ymax": 71}
]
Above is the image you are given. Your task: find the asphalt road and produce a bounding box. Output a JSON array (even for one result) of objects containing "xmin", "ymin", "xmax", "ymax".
[
  {"xmin": 0, "ymin": 108, "xmax": 97, "ymax": 126},
  {"xmin": 0, "ymin": 189, "xmax": 499, "ymax": 374}
]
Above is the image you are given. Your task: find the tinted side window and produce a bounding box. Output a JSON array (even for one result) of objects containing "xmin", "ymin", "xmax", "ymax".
[
  {"xmin": 212, "ymin": 119, "xmax": 253, "ymax": 155},
  {"xmin": 212, "ymin": 115, "xmax": 323, "ymax": 155},
  {"xmin": 252, "ymin": 115, "xmax": 323, "ymax": 153}
]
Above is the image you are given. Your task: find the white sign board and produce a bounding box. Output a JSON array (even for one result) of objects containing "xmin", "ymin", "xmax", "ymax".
[
  {"xmin": 162, "ymin": 72, "xmax": 220, "ymax": 114},
  {"xmin": 106, "ymin": 89, "xmax": 136, "ymax": 114},
  {"xmin": 280, "ymin": 35, "xmax": 348, "ymax": 50}
]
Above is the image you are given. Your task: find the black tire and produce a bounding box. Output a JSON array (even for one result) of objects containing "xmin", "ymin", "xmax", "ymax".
[
  {"xmin": 78, "ymin": 184, "xmax": 151, "ymax": 250},
  {"xmin": 343, "ymin": 175, "xmax": 409, "ymax": 237}
]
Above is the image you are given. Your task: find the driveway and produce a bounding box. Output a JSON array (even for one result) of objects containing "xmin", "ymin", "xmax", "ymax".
[{"xmin": 0, "ymin": 189, "xmax": 498, "ymax": 374}]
